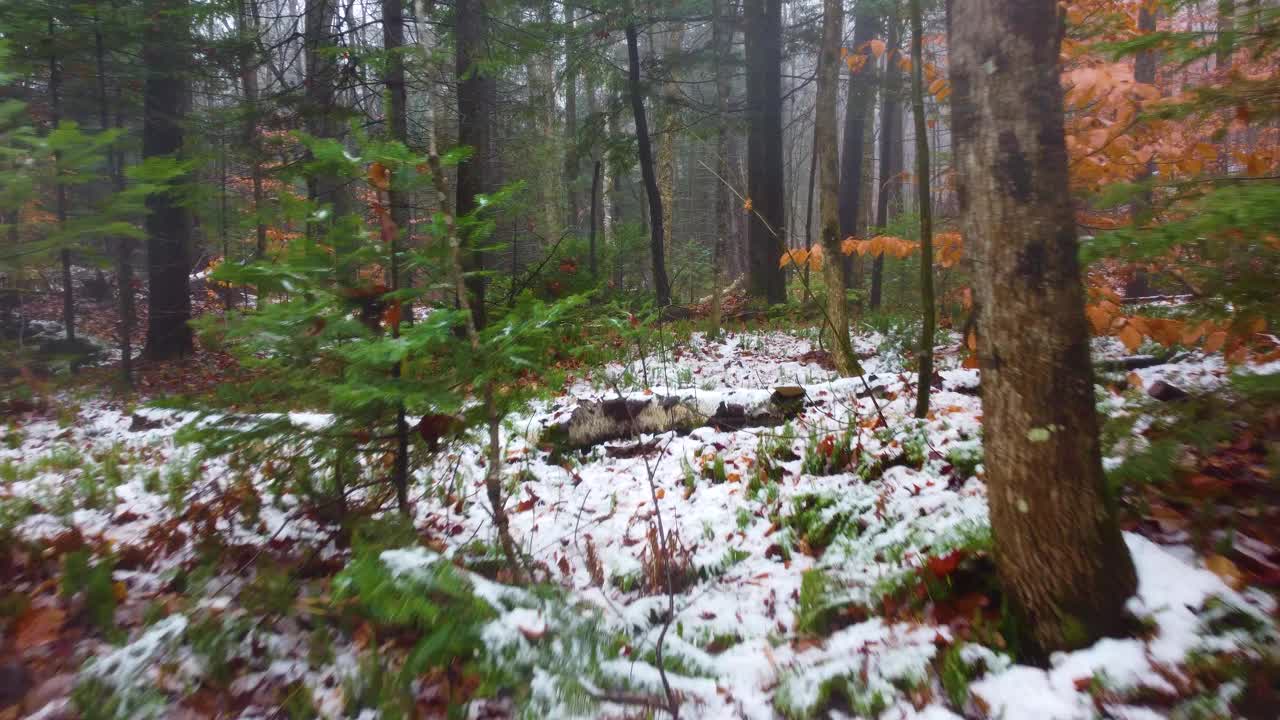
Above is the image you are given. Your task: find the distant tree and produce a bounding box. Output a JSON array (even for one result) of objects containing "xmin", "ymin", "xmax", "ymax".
[
  {"xmin": 743, "ymin": 0, "xmax": 785, "ymax": 304},
  {"xmin": 869, "ymin": 15, "xmax": 901, "ymax": 310},
  {"xmin": 455, "ymin": 0, "xmax": 494, "ymax": 327},
  {"xmin": 948, "ymin": 0, "xmax": 1137, "ymax": 655},
  {"xmin": 839, "ymin": 12, "xmax": 880, "ymax": 292},
  {"xmin": 625, "ymin": 24, "xmax": 671, "ymax": 308}
]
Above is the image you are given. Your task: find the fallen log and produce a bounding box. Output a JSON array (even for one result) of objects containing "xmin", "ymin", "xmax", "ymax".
[{"xmin": 539, "ymin": 386, "xmax": 808, "ymax": 451}]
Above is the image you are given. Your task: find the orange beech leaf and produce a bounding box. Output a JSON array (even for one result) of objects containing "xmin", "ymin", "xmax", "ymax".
[
  {"xmin": 367, "ymin": 161, "xmax": 391, "ymax": 191},
  {"xmin": 1203, "ymin": 331, "xmax": 1227, "ymax": 354},
  {"xmin": 1086, "ymin": 305, "xmax": 1112, "ymax": 335},
  {"xmin": 867, "ymin": 38, "xmax": 886, "ymax": 58},
  {"xmin": 1118, "ymin": 324, "xmax": 1143, "ymax": 352}
]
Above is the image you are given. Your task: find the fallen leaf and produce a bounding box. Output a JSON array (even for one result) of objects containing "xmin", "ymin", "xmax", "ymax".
[
  {"xmin": 13, "ymin": 606, "xmax": 65, "ymax": 651},
  {"xmin": 1205, "ymin": 553, "xmax": 1247, "ymax": 590}
]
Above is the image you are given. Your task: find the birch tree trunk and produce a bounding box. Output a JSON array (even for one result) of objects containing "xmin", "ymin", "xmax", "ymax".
[{"xmin": 948, "ymin": 0, "xmax": 1137, "ymax": 656}]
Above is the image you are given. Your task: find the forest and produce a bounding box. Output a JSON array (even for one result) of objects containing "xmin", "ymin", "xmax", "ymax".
[{"xmin": 1, "ymin": 0, "xmax": 1278, "ymax": 717}]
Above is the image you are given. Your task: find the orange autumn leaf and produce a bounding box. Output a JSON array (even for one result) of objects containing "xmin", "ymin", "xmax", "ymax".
[
  {"xmin": 367, "ymin": 161, "xmax": 391, "ymax": 191},
  {"xmin": 1118, "ymin": 324, "xmax": 1143, "ymax": 352},
  {"xmin": 14, "ymin": 605, "xmax": 65, "ymax": 651}
]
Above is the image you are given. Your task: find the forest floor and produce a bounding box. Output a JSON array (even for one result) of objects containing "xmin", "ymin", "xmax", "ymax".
[{"xmin": 3, "ymin": 300, "xmax": 1280, "ymax": 719}]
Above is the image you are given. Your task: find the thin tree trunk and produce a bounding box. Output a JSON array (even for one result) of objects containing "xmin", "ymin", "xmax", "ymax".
[
  {"xmin": 803, "ymin": 127, "xmax": 817, "ymax": 291},
  {"xmin": 658, "ymin": 22, "xmax": 684, "ymax": 261},
  {"xmin": 589, "ymin": 159, "xmax": 601, "ymax": 276},
  {"xmin": 816, "ymin": 0, "xmax": 858, "ymax": 375},
  {"xmin": 626, "ymin": 24, "xmax": 671, "ymax": 307},
  {"xmin": 839, "ymin": 15, "xmax": 880, "ymax": 291},
  {"xmin": 869, "ymin": 18, "xmax": 901, "ymax": 310},
  {"xmin": 456, "ymin": 0, "xmax": 492, "ymax": 328},
  {"xmin": 949, "ymin": 0, "xmax": 1137, "ymax": 656},
  {"xmin": 1125, "ymin": 4, "xmax": 1157, "ymax": 299},
  {"xmin": 744, "ymin": 0, "xmax": 786, "ymax": 304},
  {"xmin": 909, "ymin": 0, "xmax": 933, "ymax": 418},
  {"xmin": 142, "ymin": 0, "xmax": 194, "ymax": 360},
  {"xmin": 48, "ymin": 19, "xmax": 74, "ymax": 343},
  {"xmin": 564, "ymin": 7, "xmax": 580, "ymax": 232},
  {"xmin": 710, "ymin": 0, "xmax": 734, "ymax": 338},
  {"xmin": 238, "ymin": 0, "xmax": 268, "ymax": 265},
  {"xmin": 94, "ymin": 2, "xmax": 132, "ymax": 386}
]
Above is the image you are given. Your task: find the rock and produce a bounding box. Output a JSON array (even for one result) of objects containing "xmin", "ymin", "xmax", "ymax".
[{"xmin": 1147, "ymin": 380, "xmax": 1189, "ymax": 402}]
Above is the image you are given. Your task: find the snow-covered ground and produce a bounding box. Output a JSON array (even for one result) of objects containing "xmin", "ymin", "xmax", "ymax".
[{"xmin": 3, "ymin": 328, "xmax": 1276, "ymax": 719}]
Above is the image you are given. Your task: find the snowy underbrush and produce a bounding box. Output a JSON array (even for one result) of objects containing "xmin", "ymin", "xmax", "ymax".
[{"xmin": 2, "ymin": 328, "xmax": 1277, "ymax": 719}]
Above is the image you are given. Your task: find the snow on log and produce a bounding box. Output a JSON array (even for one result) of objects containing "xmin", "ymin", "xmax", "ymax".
[{"xmin": 538, "ymin": 386, "xmax": 808, "ymax": 450}]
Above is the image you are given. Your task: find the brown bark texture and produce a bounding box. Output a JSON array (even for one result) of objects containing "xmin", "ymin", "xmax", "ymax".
[{"xmin": 948, "ymin": 0, "xmax": 1137, "ymax": 655}]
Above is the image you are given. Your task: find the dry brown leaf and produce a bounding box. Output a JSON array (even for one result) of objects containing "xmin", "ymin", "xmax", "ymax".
[{"xmin": 14, "ymin": 606, "xmax": 65, "ymax": 651}]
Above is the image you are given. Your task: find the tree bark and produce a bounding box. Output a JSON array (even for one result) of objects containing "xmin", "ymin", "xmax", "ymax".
[
  {"xmin": 382, "ymin": 0, "xmax": 410, "ymax": 234},
  {"xmin": 658, "ymin": 22, "xmax": 684, "ymax": 261},
  {"xmin": 839, "ymin": 15, "xmax": 880, "ymax": 291},
  {"xmin": 589, "ymin": 159, "xmax": 601, "ymax": 276},
  {"xmin": 238, "ymin": 0, "xmax": 268, "ymax": 266},
  {"xmin": 909, "ymin": 0, "xmax": 934, "ymax": 418},
  {"xmin": 142, "ymin": 0, "xmax": 194, "ymax": 360},
  {"xmin": 564, "ymin": 6, "xmax": 580, "ymax": 232},
  {"xmin": 710, "ymin": 0, "xmax": 734, "ymax": 338},
  {"xmin": 626, "ymin": 24, "xmax": 672, "ymax": 307},
  {"xmin": 456, "ymin": 0, "xmax": 493, "ymax": 328},
  {"xmin": 870, "ymin": 18, "xmax": 901, "ymax": 310},
  {"xmin": 744, "ymin": 0, "xmax": 786, "ymax": 304},
  {"xmin": 948, "ymin": 0, "xmax": 1137, "ymax": 656},
  {"xmin": 47, "ymin": 19, "xmax": 74, "ymax": 344},
  {"xmin": 304, "ymin": 0, "xmax": 355, "ymax": 259},
  {"xmin": 816, "ymin": 0, "xmax": 858, "ymax": 375},
  {"xmin": 94, "ymin": 3, "xmax": 132, "ymax": 385}
]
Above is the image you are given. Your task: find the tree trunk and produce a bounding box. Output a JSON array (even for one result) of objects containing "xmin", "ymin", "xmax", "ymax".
[
  {"xmin": 382, "ymin": 0, "xmax": 410, "ymax": 234},
  {"xmin": 626, "ymin": 24, "xmax": 672, "ymax": 307},
  {"xmin": 589, "ymin": 159, "xmax": 601, "ymax": 276},
  {"xmin": 948, "ymin": 0, "xmax": 1137, "ymax": 656},
  {"xmin": 658, "ymin": 22, "xmax": 684, "ymax": 261},
  {"xmin": 909, "ymin": 0, "xmax": 933, "ymax": 419},
  {"xmin": 94, "ymin": 3, "xmax": 132, "ymax": 386},
  {"xmin": 816, "ymin": 0, "xmax": 858, "ymax": 375},
  {"xmin": 870, "ymin": 17, "xmax": 901, "ymax": 310},
  {"xmin": 456, "ymin": 0, "xmax": 493, "ymax": 328},
  {"xmin": 564, "ymin": 7, "xmax": 580, "ymax": 232},
  {"xmin": 1126, "ymin": 4, "xmax": 1157, "ymax": 298},
  {"xmin": 744, "ymin": 0, "xmax": 786, "ymax": 304},
  {"xmin": 47, "ymin": 19, "xmax": 74, "ymax": 343},
  {"xmin": 710, "ymin": 0, "xmax": 734, "ymax": 338},
  {"xmin": 142, "ymin": 0, "xmax": 194, "ymax": 361},
  {"xmin": 304, "ymin": 0, "xmax": 356, "ymax": 279},
  {"xmin": 839, "ymin": 15, "xmax": 880, "ymax": 292},
  {"xmin": 238, "ymin": 0, "xmax": 268, "ymax": 265}
]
